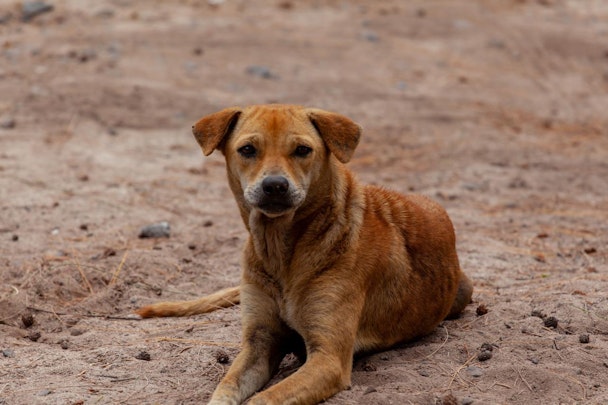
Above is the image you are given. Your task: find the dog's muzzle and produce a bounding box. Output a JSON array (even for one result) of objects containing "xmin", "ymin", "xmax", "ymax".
[
  {"xmin": 257, "ymin": 175, "xmax": 293, "ymax": 214},
  {"xmin": 244, "ymin": 175, "xmax": 305, "ymax": 216}
]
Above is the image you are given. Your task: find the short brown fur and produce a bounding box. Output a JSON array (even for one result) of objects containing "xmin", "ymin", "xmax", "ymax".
[{"xmin": 136, "ymin": 104, "xmax": 473, "ymax": 405}]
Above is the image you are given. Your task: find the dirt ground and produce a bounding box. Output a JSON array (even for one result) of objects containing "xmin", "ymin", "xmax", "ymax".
[{"xmin": 1, "ymin": 0, "xmax": 607, "ymax": 404}]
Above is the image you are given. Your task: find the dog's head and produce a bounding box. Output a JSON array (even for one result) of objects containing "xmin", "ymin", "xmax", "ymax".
[{"xmin": 192, "ymin": 104, "xmax": 360, "ymax": 218}]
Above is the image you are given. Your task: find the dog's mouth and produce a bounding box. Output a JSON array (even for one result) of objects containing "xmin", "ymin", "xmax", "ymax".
[{"xmin": 257, "ymin": 201, "xmax": 294, "ymax": 216}]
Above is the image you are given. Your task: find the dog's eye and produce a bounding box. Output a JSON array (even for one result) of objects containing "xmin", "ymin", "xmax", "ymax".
[
  {"xmin": 294, "ymin": 145, "xmax": 312, "ymax": 158},
  {"xmin": 238, "ymin": 144, "xmax": 257, "ymax": 158}
]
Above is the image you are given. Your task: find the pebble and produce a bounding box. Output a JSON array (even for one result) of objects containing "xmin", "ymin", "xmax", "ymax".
[
  {"xmin": 579, "ymin": 334, "xmax": 590, "ymax": 344},
  {"xmin": 544, "ymin": 316, "xmax": 558, "ymax": 328},
  {"xmin": 0, "ymin": 117, "xmax": 16, "ymax": 129},
  {"xmin": 246, "ymin": 65, "xmax": 279, "ymax": 80},
  {"xmin": 480, "ymin": 342, "xmax": 494, "ymax": 352},
  {"xmin": 531, "ymin": 309, "xmax": 545, "ymax": 319},
  {"xmin": 478, "ymin": 350, "xmax": 492, "ymax": 361},
  {"xmin": 418, "ymin": 369, "xmax": 430, "ymax": 377},
  {"xmin": 138, "ymin": 222, "xmax": 170, "ymax": 238},
  {"xmin": 361, "ymin": 31, "xmax": 379, "ymax": 42},
  {"xmin": 21, "ymin": 313, "xmax": 34, "ymax": 328},
  {"xmin": 70, "ymin": 328, "xmax": 85, "ymax": 336},
  {"xmin": 135, "ymin": 350, "xmax": 151, "ymax": 361},
  {"xmin": 215, "ymin": 349, "xmax": 229, "ymax": 364},
  {"xmin": 36, "ymin": 389, "xmax": 52, "ymax": 396},
  {"xmin": 2, "ymin": 349, "xmax": 15, "ymax": 358},
  {"xmin": 466, "ymin": 366, "xmax": 484, "ymax": 378},
  {"xmin": 476, "ymin": 303, "xmax": 488, "ymax": 316},
  {"xmin": 28, "ymin": 331, "xmax": 41, "ymax": 342},
  {"xmin": 60, "ymin": 340, "xmax": 69, "ymax": 350},
  {"xmin": 22, "ymin": 1, "xmax": 54, "ymax": 22}
]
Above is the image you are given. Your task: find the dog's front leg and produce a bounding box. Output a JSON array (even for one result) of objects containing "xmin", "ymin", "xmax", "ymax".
[
  {"xmin": 248, "ymin": 295, "xmax": 362, "ymax": 405},
  {"xmin": 208, "ymin": 283, "xmax": 288, "ymax": 405}
]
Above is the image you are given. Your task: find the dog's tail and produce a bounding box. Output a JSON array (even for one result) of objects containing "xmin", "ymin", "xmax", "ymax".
[
  {"xmin": 134, "ymin": 286, "xmax": 240, "ymax": 319},
  {"xmin": 446, "ymin": 273, "xmax": 473, "ymax": 319}
]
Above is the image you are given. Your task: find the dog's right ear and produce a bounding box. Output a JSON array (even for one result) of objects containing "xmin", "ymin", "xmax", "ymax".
[{"xmin": 192, "ymin": 107, "xmax": 242, "ymax": 156}]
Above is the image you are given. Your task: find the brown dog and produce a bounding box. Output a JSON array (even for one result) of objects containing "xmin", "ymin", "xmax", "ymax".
[{"xmin": 136, "ymin": 104, "xmax": 473, "ymax": 405}]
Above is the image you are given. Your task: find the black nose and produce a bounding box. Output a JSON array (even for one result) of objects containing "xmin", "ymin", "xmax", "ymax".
[{"xmin": 262, "ymin": 176, "xmax": 289, "ymax": 197}]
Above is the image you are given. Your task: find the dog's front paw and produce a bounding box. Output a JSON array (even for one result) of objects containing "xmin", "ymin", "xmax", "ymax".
[
  {"xmin": 207, "ymin": 398, "xmax": 238, "ymax": 405},
  {"xmin": 207, "ymin": 391, "xmax": 240, "ymax": 405}
]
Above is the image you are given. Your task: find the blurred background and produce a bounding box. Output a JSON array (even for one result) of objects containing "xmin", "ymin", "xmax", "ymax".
[{"xmin": 1, "ymin": 1, "xmax": 607, "ymax": 404}]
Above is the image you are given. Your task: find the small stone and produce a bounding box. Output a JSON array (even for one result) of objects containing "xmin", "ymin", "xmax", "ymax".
[
  {"xmin": 36, "ymin": 389, "xmax": 52, "ymax": 396},
  {"xmin": 21, "ymin": 313, "xmax": 34, "ymax": 328},
  {"xmin": 11, "ymin": 234, "xmax": 19, "ymax": 241},
  {"xmin": 245, "ymin": 65, "xmax": 279, "ymax": 80},
  {"xmin": 60, "ymin": 340, "xmax": 69, "ymax": 349},
  {"xmin": 379, "ymin": 353, "xmax": 389, "ymax": 361},
  {"xmin": 477, "ymin": 350, "xmax": 492, "ymax": 361},
  {"xmin": 363, "ymin": 386, "xmax": 377, "ymax": 395},
  {"xmin": 215, "ymin": 349, "xmax": 229, "ymax": 364},
  {"xmin": 418, "ymin": 369, "xmax": 430, "ymax": 377},
  {"xmin": 22, "ymin": 1, "xmax": 54, "ymax": 22},
  {"xmin": 480, "ymin": 343, "xmax": 494, "ymax": 352},
  {"xmin": 466, "ymin": 366, "xmax": 483, "ymax": 378},
  {"xmin": 135, "ymin": 351, "xmax": 151, "ymax": 361},
  {"xmin": 70, "ymin": 328, "xmax": 85, "ymax": 336},
  {"xmin": 530, "ymin": 357, "xmax": 539, "ymax": 364},
  {"xmin": 531, "ymin": 309, "xmax": 546, "ymax": 319},
  {"xmin": 203, "ymin": 220, "xmax": 213, "ymax": 227},
  {"xmin": 0, "ymin": 117, "xmax": 16, "ymax": 129},
  {"xmin": 544, "ymin": 316, "xmax": 558, "ymax": 328},
  {"xmin": 361, "ymin": 31, "xmax": 379, "ymax": 42},
  {"xmin": 579, "ymin": 334, "xmax": 590, "ymax": 344},
  {"xmin": 461, "ymin": 397, "xmax": 474, "ymax": 405},
  {"xmin": 28, "ymin": 331, "xmax": 41, "ymax": 342},
  {"xmin": 476, "ymin": 304, "xmax": 488, "ymax": 316},
  {"xmin": 2, "ymin": 349, "xmax": 15, "ymax": 358},
  {"xmin": 187, "ymin": 243, "xmax": 196, "ymax": 250},
  {"xmin": 138, "ymin": 222, "xmax": 170, "ymax": 238}
]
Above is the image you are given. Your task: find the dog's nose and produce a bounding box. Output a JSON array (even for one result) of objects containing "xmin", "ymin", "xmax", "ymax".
[{"xmin": 262, "ymin": 176, "xmax": 289, "ymax": 197}]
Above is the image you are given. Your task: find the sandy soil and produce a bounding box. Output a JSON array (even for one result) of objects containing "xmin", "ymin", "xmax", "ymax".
[{"xmin": 1, "ymin": 0, "xmax": 607, "ymax": 404}]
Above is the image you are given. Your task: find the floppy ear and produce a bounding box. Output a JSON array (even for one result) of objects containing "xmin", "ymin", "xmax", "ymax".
[
  {"xmin": 307, "ymin": 109, "xmax": 361, "ymax": 163},
  {"xmin": 192, "ymin": 107, "xmax": 242, "ymax": 156}
]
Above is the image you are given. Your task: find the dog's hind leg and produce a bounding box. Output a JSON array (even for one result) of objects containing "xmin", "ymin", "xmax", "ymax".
[
  {"xmin": 446, "ymin": 274, "xmax": 473, "ymax": 319},
  {"xmin": 134, "ymin": 286, "xmax": 240, "ymax": 318}
]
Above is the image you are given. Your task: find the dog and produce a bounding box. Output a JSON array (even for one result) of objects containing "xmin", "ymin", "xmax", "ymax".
[{"xmin": 135, "ymin": 104, "xmax": 473, "ymax": 405}]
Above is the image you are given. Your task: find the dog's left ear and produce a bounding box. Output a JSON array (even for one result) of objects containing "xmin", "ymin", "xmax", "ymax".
[
  {"xmin": 192, "ymin": 107, "xmax": 242, "ymax": 156},
  {"xmin": 307, "ymin": 109, "xmax": 361, "ymax": 163}
]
